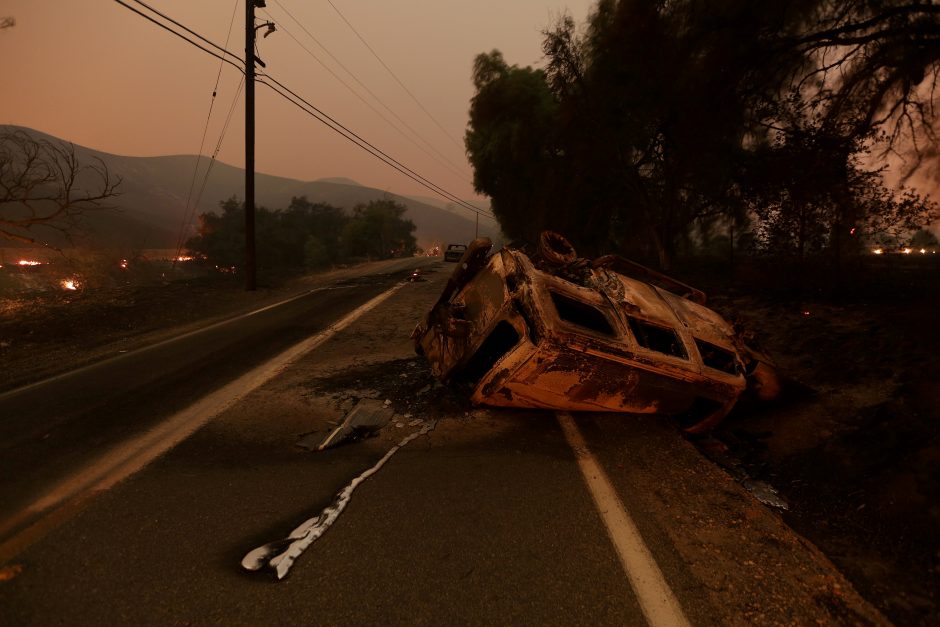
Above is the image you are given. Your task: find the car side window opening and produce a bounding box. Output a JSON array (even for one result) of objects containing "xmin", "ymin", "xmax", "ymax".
[
  {"xmin": 550, "ymin": 291, "xmax": 616, "ymax": 336},
  {"xmin": 627, "ymin": 317, "xmax": 688, "ymax": 359},
  {"xmin": 695, "ymin": 339, "xmax": 739, "ymax": 375}
]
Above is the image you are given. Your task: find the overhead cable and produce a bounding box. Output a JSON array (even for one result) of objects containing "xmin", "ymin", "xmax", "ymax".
[
  {"xmin": 127, "ymin": 0, "xmax": 243, "ymax": 64},
  {"xmin": 259, "ymin": 75, "xmax": 494, "ymax": 221},
  {"xmin": 326, "ymin": 0, "xmax": 465, "ymax": 150},
  {"xmin": 112, "ymin": 0, "xmax": 493, "ymax": 223},
  {"xmin": 113, "ymin": 0, "xmax": 244, "ymax": 73},
  {"xmin": 174, "ymin": 0, "xmax": 242, "ymax": 260},
  {"xmin": 270, "ymin": 0, "xmax": 472, "ymax": 179}
]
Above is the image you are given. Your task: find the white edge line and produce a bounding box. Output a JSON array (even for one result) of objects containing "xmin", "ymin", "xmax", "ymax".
[
  {"xmin": 0, "ymin": 282, "xmax": 406, "ymax": 544},
  {"xmin": 556, "ymin": 411, "xmax": 691, "ymax": 627}
]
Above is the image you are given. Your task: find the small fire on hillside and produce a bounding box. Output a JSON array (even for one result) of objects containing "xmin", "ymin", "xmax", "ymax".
[
  {"xmin": 17, "ymin": 260, "xmax": 42, "ymax": 266},
  {"xmin": 59, "ymin": 279, "xmax": 79, "ymax": 291}
]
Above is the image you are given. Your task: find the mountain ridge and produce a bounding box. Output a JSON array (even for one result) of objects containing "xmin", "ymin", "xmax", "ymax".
[{"xmin": 1, "ymin": 125, "xmax": 498, "ymax": 250}]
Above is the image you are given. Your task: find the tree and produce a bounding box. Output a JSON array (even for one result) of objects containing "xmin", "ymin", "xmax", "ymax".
[
  {"xmin": 341, "ymin": 199, "xmax": 416, "ymax": 259},
  {"xmin": 285, "ymin": 196, "xmax": 347, "ymax": 263},
  {"xmin": 789, "ymin": 2, "xmax": 940, "ymax": 161},
  {"xmin": 910, "ymin": 228, "xmax": 939, "ymax": 248},
  {"xmin": 185, "ymin": 196, "xmax": 353, "ymax": 274},
  {"xmin": 187, "ymin": 197, "xmax": 245, "ymax": 268},
  {"xmin": 0, "ymin": 129, "xmax": 121, "ymax": 247},
  {"xmin": 465, "ymin": 51, "xmax": 559, "ymax": 246},
  {"xmin": 863, "ymin": 190, "xmax": 937, "ymax": 249},
  {"xmin": 465, "ymin": 1, "xmax": 940, "ymax": 268},
  {"xmin": 467, "ymin": 2, "xmax": 803, "ymax": 265}
]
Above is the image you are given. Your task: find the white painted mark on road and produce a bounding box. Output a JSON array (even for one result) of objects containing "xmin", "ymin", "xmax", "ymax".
[
  {"xmin": 557, "ymin": 412, "xmax": 691, "ymax": 627},
  {"xmin": 242, "ymin": 420, "xmax": 437, "ymax": 579},
  {"xmin": 0, "ymin": 282, "xmax": 406, "ymax": 560}
]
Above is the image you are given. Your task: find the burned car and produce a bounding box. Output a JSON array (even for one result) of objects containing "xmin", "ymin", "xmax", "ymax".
[{"xmin": 413, "ymin": 232, "xmax": 779, "ymax": 433}]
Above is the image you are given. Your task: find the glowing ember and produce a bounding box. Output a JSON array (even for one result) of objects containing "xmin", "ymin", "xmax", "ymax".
[
  {"xmin": 872, "ymin": 248, "xmax": 883, "ymax": 255},
  {"xmin": 802, "ymin": 311, "xmax": 811, "ymax": 316},
  {"xmin": 119, "ymin": 259, "xmax": 129, "ymax": 269},
  {"xmin": 17, "ymin": 260, "xmax": 42, "ymax": 266},
  {"xmin": 920, "ymin": 248, "xmax": 927, "ymax": 254},
  {"xmin": 60, "ymin": 279, "xmax": 79, "ymax": 291},
  {"xmin": 849, "ymin": 227, "xmax": 856, "ymax": 235},
  {"xmin": 176, "ymin": 255, "xmax": 194, "ymax": 262}
]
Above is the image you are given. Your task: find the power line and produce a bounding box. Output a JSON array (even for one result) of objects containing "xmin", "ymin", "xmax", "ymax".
[
  {"xmin": 259, "ymin": 74, "xmax": 494, "ymax": 221},
  {"xmin": 261, "ymin": 7, "xmax": 471, "ymax": 183},
  {"xmin": 173, "ymin": 0, "xmax": 245, "ymax": 264},
  {"xmin": 326, "ymin": 0, "xmax": 465, "ymax": 150},
  {"xmin": 112, "ymin": 0, "xmax": 494, "ymax": 223},
  {"xmin": 127, "ymin": 0, "xmax": 242, "ymax": 65},
  {"xmin": 113, "ymin": 0, "xmax": 244, "ymax": 73},
  {"xmin": 259, "ymin": 73, "xmax": 493, "ymax": 220},
  {"xmin": 187, "ymin": 75, "xmax": 247, "ymax": 242},
  {"xmin": 268, "ymin": 0, "xmax": 472, "ymax": 180}
]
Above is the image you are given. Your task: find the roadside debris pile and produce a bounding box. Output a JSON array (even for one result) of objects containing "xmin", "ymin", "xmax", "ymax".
[{"xmin": 413, "ymin": 232, "xmax": 780, "ymax": 432}]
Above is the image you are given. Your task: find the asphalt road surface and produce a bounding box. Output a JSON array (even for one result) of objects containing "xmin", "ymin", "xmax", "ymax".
[
  {"xmin": 0, "ymin": 259, "xmax": 886, "ymax": 626},
  {"xmin": 0, "ymin": 258, "xmax": 434, "ymax": 535}
]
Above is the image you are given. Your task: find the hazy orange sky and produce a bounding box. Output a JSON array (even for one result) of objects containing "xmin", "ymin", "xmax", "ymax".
[{"xmin": 1, "ymin": 0, "xmax": 595, "ymax": 205}]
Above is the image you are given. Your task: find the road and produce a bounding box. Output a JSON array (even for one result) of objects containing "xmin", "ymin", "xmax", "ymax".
[
  {"xmin": 0, "ymin": 259, "xmax": 885, "ymax": 625},
  {"xmin": 0, "ymin": 258, "xmax": 434, "ymax": 536}
]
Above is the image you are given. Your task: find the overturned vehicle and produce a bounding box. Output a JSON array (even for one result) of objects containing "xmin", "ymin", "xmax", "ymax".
[{"xmin": 413, "ymin": 232, "xmax": 780, "ymax": 433}]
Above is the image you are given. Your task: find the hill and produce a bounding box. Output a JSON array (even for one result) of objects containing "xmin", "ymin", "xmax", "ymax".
[{"xmin": 0, "ymin": 126, "xmax": 499, "ymax": 251}]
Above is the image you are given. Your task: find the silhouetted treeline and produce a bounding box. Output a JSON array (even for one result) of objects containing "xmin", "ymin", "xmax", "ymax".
[
  {"xmin": 185, "ymin": 196, "xmax": 416, "ymax": 274},
  {"xmin": 466, "ymin": 0, "xmax": 940, "ymax": 269}
]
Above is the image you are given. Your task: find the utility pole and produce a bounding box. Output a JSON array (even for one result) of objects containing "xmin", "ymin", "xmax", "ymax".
[
  {"xmin": 475, "ymin": 211, "xmax": 479, "ymax": 239},
  {"xmin": 244, "ymin": 0, "xmax": 261, "ymax": 291}
]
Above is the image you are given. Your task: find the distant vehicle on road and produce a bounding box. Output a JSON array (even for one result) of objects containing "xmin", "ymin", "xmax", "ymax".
[{"xmin": 443, "ymin": 243, "xmax": 467, "ymax": 262}]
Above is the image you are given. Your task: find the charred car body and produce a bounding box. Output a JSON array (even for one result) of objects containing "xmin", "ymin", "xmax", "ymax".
[{"xmin": 413, "ymin": 232, "xmax": 779, "ymax": 433}]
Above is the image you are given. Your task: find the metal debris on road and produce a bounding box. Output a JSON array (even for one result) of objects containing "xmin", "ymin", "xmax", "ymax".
[
  {"xmin": 242, "ymin": 420, "xmax": 437, "ymax": 579},
  {"xmin": 742, "ymin": 479, "xmax": 789, "ymax": 510},
  {"xmin": 308, "ymin": 399, "xmax": 395, "ymax": 451}
]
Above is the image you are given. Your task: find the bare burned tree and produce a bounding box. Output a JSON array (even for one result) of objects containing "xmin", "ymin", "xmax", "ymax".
[{"xmin": 0, "ymin": 129, "xmax": 121, "ymax": 248}]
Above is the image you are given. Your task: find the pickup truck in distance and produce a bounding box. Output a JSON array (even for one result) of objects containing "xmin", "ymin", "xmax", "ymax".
[{"xmin": 443, "ymin": 243, "xmax": 467, "ymax": 262}]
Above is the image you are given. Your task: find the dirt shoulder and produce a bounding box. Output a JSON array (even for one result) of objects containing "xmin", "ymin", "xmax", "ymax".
[{"xmin": 700, "ymin": 256, "xmax": 940, "ymax": 625}]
